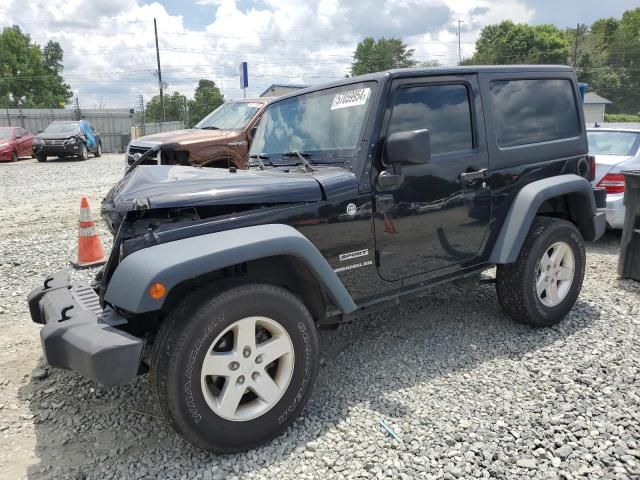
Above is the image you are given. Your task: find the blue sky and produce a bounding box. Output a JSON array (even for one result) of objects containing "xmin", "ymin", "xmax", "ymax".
[{"xmin": 0, "ymin": 0, "xmax": 637, "ymax": 109}]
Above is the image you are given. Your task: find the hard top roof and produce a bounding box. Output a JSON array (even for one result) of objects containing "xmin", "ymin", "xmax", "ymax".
[{"xmin": 274, "ymin": 65, "xmax": 574, "ymax": 101}]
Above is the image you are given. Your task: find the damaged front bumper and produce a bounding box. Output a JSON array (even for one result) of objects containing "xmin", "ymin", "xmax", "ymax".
[{"xmin": 27, "ymin": 271, "xmax": 144, "ymax": 386}]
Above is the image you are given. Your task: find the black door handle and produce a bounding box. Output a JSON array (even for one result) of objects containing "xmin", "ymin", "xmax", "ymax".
[
  {"xmin": 459, "ymin": 169, "xmax": 490, "ymax": 182},
  {"xmin": 377, "ymin": 170, "xmax": 404, "ymax": 190}
]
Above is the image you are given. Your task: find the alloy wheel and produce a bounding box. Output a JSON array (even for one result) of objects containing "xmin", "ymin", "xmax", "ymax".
[
  {"xmin": 536, "ymin": 241, "xmax": 575, "ymax": 307},
  {"xmin": 200, "ymin": 316, "xmax": 295, "ymax": 422}
]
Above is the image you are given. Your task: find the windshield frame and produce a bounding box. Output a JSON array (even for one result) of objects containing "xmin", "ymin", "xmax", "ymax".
[
  {"xmin": 587, "ymin": 130, "xmax": 640, "ymax": 157},
  {"xmin": 194, "ymin": 100, "xmax": 265, "ymax": 131},
  {"xmin": 43, "ymin": 122, "xmax": 81, "ymax": 135},
  {"xmin": 249, "ymin": 81, "xmax": 379, "ymax": 165}
]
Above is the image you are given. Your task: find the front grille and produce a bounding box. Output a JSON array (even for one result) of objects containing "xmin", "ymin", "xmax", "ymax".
[
  {"xmin": 45, "ymin": 139, "xmax": 66, "ymax": 145},
  {"xmin": 127, "ymin": 145, "xmax": 158, "ymax": 166}
]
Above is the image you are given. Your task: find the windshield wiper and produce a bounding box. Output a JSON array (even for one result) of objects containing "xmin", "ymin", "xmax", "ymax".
[
  {"xmin": 199, "ymin": 126, "xmax": 221, "ymax": 130},
  {"xmin": 281, "ymin": 151, "xmax": 314, "ymax": 172},
  {"xmin": 248, "ymin": 153, "xmax": 272, "ymax": 169}
]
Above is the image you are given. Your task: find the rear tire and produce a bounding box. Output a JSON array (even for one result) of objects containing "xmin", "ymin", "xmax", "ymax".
[
  {"xmin": 151, "ymin": 282, "xmax": 319, "ymax": 452},
  {"xmin": 496, "ymin": 217, "xmax": 585, "ymax": 327},
  {"xmin": 36, "ymin": 154, "xmax": 47, "ymax": 162}
]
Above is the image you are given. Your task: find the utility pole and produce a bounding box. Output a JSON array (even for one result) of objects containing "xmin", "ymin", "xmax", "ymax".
[
  {"xmin": 73, "ymin": 97, "xmax": 81, "ymax": 120},
  {"xmin": 138, "ymin": 95, "xmax": 145, "ymax": 136},
  {"xmin": 154, "ymin": 18, "xmax": 165, "ymax": 125},
  {"xmin": 573, "ymin": 23, "xmax": 582, "ymax": 68},
  {"xmin": 457, "ymin": 20, "xmax": 464, "ymax": 65}
]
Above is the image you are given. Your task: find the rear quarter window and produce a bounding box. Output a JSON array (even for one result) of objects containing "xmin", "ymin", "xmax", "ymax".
[{"xmin": 490, "ymin": 79, "xmax": 581, "ymax": 148}]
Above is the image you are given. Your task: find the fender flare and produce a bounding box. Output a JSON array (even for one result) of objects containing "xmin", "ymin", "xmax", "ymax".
[
  {"xmin": 489, "ymin": 174, "xmax": 605, "ymax": 264},
  {"xmin": 105, "ymin": 224, "xmax": 358, "ymax": 314}
]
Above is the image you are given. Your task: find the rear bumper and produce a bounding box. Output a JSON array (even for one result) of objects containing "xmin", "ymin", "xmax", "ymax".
[
  {"xmin": 27, "ymin": 271, "xmax": 144, "ymax": 386},
  {"xmin": 604, "ymin": 192, "xmax": 625, "ymax": 230}
]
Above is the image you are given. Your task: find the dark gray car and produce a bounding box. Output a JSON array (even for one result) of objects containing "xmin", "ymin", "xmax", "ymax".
[{"xmin": 33, "ymin": 120, "xmax": 102, "ymax": 162}]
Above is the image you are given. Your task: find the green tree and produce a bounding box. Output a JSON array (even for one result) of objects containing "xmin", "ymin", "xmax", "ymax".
[
  {"xmin": 145, "ymin": 91, "xmax": 189, "ymax": 123},
  {"xmin": 350, "ymin": 37, "xmax": 416, "ymax": 76},
  {"xmin": 188, "ymin": 79, "xmax": 224, "ymax": 126},
  {"xmin": 605, "ymin": 8, "xmax": 640, "ymax": 113},
  {"xmin": 571, "ymin": 8, "xmax": 640, "ymax": 115},
  {"xmin": 419, "ymin": 59, "xmax": 441, "ymax": 68},
  {"xmin": 463, "ymin": 21, "xmax": 569, "ymax": 65},
  {"xmin": 0, "ymin": 25, "xmax": 72, "ymax": 107}
]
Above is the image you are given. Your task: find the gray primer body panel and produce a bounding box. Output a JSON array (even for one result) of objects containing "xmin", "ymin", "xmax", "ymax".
[
  {"xmin": 105, "ymin": 224, "xmax": 358, "ymax": 314},
  {"xmin": 489, "ymin": 174, "xmax": 604, "ymax": 264}
]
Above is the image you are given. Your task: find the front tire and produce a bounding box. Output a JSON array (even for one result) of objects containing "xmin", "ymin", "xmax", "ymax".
[
  {"xmin": 496, "ymin": 217, "xmax": 585, "ymax": 327},
  {"xmin": 11, "ymin": 151, "xmax": 18, "ymax": 162},
  {"xmin": 78, "ymin": 143, "xmax": 88, "ymax": 161},
  {"xmin": 94, "ymin": 142, "xmax": 102, "ymax": 158},
  {"xmin": 36, "ymin": 153, "xmax": 47, "ymax": 162},
  {"xmin": 151, "ymin": 282, "xmax": 319, "ymax": 452}
]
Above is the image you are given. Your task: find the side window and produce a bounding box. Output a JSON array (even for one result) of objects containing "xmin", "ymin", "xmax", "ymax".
[
  {"xmin": 490, "ymin": 79, "xmax": 581, "ymax": 148},
  {"xmin": 388, "ymin": 84, "xmax": 473, "ymax": 156}
]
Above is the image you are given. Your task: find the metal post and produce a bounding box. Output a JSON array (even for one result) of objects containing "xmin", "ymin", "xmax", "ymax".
[
  {"xmin": 573, "ymin": 23, "xmax": 581, "ymax": 68},
  {"xmin": 457, "ymin": 20, "xmax": 464, "ymax": 65}
]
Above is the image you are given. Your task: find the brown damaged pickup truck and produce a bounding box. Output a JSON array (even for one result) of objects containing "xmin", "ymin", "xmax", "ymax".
[{"xmin": 126, "ymin": 98, "xmax": 272, "ymax": 169}]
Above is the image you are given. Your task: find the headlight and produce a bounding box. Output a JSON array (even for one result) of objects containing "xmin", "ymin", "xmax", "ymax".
[
  {"xmin": 65, "ymin": 137, "xmax": 78, "ymax": 144},
  {"xmin": 0, "ymin": 142, "xmax": 9, "ymax": 148},
  {"xmin": 33, "ymin": 138, "xmax": 43, "ymax": 145}
]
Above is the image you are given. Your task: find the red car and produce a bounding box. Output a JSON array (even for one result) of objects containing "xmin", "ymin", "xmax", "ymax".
[{"xmin": 0, "ymin": 126, "xmax": 34, "ymax": 162}]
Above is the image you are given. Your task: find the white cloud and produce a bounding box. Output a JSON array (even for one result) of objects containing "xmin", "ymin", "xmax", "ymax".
[{"xmin": 0, "ymin": 0, "xmax": 538, "ymax": 109}]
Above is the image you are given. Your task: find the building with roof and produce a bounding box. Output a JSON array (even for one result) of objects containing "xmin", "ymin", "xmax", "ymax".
[
  {"xmin": 583, "ymin": 92, "xmax": 612, "ymax": 124},
  {"xmin": 259, "ymin": 83, "xmax": 309, "ymax": 98}
]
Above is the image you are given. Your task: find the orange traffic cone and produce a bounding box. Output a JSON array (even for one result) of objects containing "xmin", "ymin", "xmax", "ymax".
[
  {"xmin": 383, "ymin": 213, "xmax": 397, "ymax": 234},
  {"xmin": 71, "ymin": 197, "xmax": 106, "ymax": 269}
]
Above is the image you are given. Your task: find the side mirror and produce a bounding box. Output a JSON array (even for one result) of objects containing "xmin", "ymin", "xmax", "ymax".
[
  {"xmin": 15, "ymin": 134, "xmax": 22, "ymax": 139},
  {"xmin": 37, "ymin": 130, "xmax": 43, "ymax": 134},
  {"xmin": 385, "ymin": 129, "xmax": 431, "ymax": 165}
]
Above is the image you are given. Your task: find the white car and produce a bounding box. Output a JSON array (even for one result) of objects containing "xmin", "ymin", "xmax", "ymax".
[{"xmin": 588, "ymin": 127, "xmax": 640, "ymax": 229}]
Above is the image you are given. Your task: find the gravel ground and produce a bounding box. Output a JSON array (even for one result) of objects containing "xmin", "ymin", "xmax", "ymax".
[{"xmin": 1, "ymin": 154, "xmax": 639, "ymax": 480}]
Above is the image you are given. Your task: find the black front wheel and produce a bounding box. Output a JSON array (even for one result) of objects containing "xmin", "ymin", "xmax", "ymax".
[
  {"xmin": 36, "ymin": 153, "xmax": 47, "ymax": 162},
  {"xmin": 151, "ymin": 282, "xmax": 320, "ymax": 452},
  {"xmin": 496, "ymin": 217, "xmax": 586, "ymax": 327},
  {"xmin": 78, "ymin": 143, "xmax": 88, "ymax": 161}
]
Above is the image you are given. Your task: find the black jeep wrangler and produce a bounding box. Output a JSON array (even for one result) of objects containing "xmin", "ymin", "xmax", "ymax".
[{"xmin": 28, "ymin": 66, "xmax": 606, "ymax": 452}]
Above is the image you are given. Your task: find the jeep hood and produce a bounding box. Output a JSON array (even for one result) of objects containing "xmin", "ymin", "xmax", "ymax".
[{"xmin": 103, "ymin": 165, "xmax": 357, "ymax": 213}]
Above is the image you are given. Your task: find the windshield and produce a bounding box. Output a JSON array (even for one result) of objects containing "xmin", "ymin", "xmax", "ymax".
[
  {"xmin": 44, "ymin": 122, "xmax": 80, "ymax": 134},
  {"xmin": 195, "ymin": 101, "xmax": 262, "ymax": 130},
  {"xmin": 250, "ymin": 82, "xmax": 376, "ymax": 161},
  {"xmin": 0, "ymin": 128, "xmax": 12, "ymax": 140},
  {"xmin": 588, "ymin": 131, "xmax": 640, "ymax": 156}
]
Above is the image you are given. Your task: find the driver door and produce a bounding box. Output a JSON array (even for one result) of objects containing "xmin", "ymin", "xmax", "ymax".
[{"xmin": 374, "ymin": 75, "xmax": 491, "ymax": 281}]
